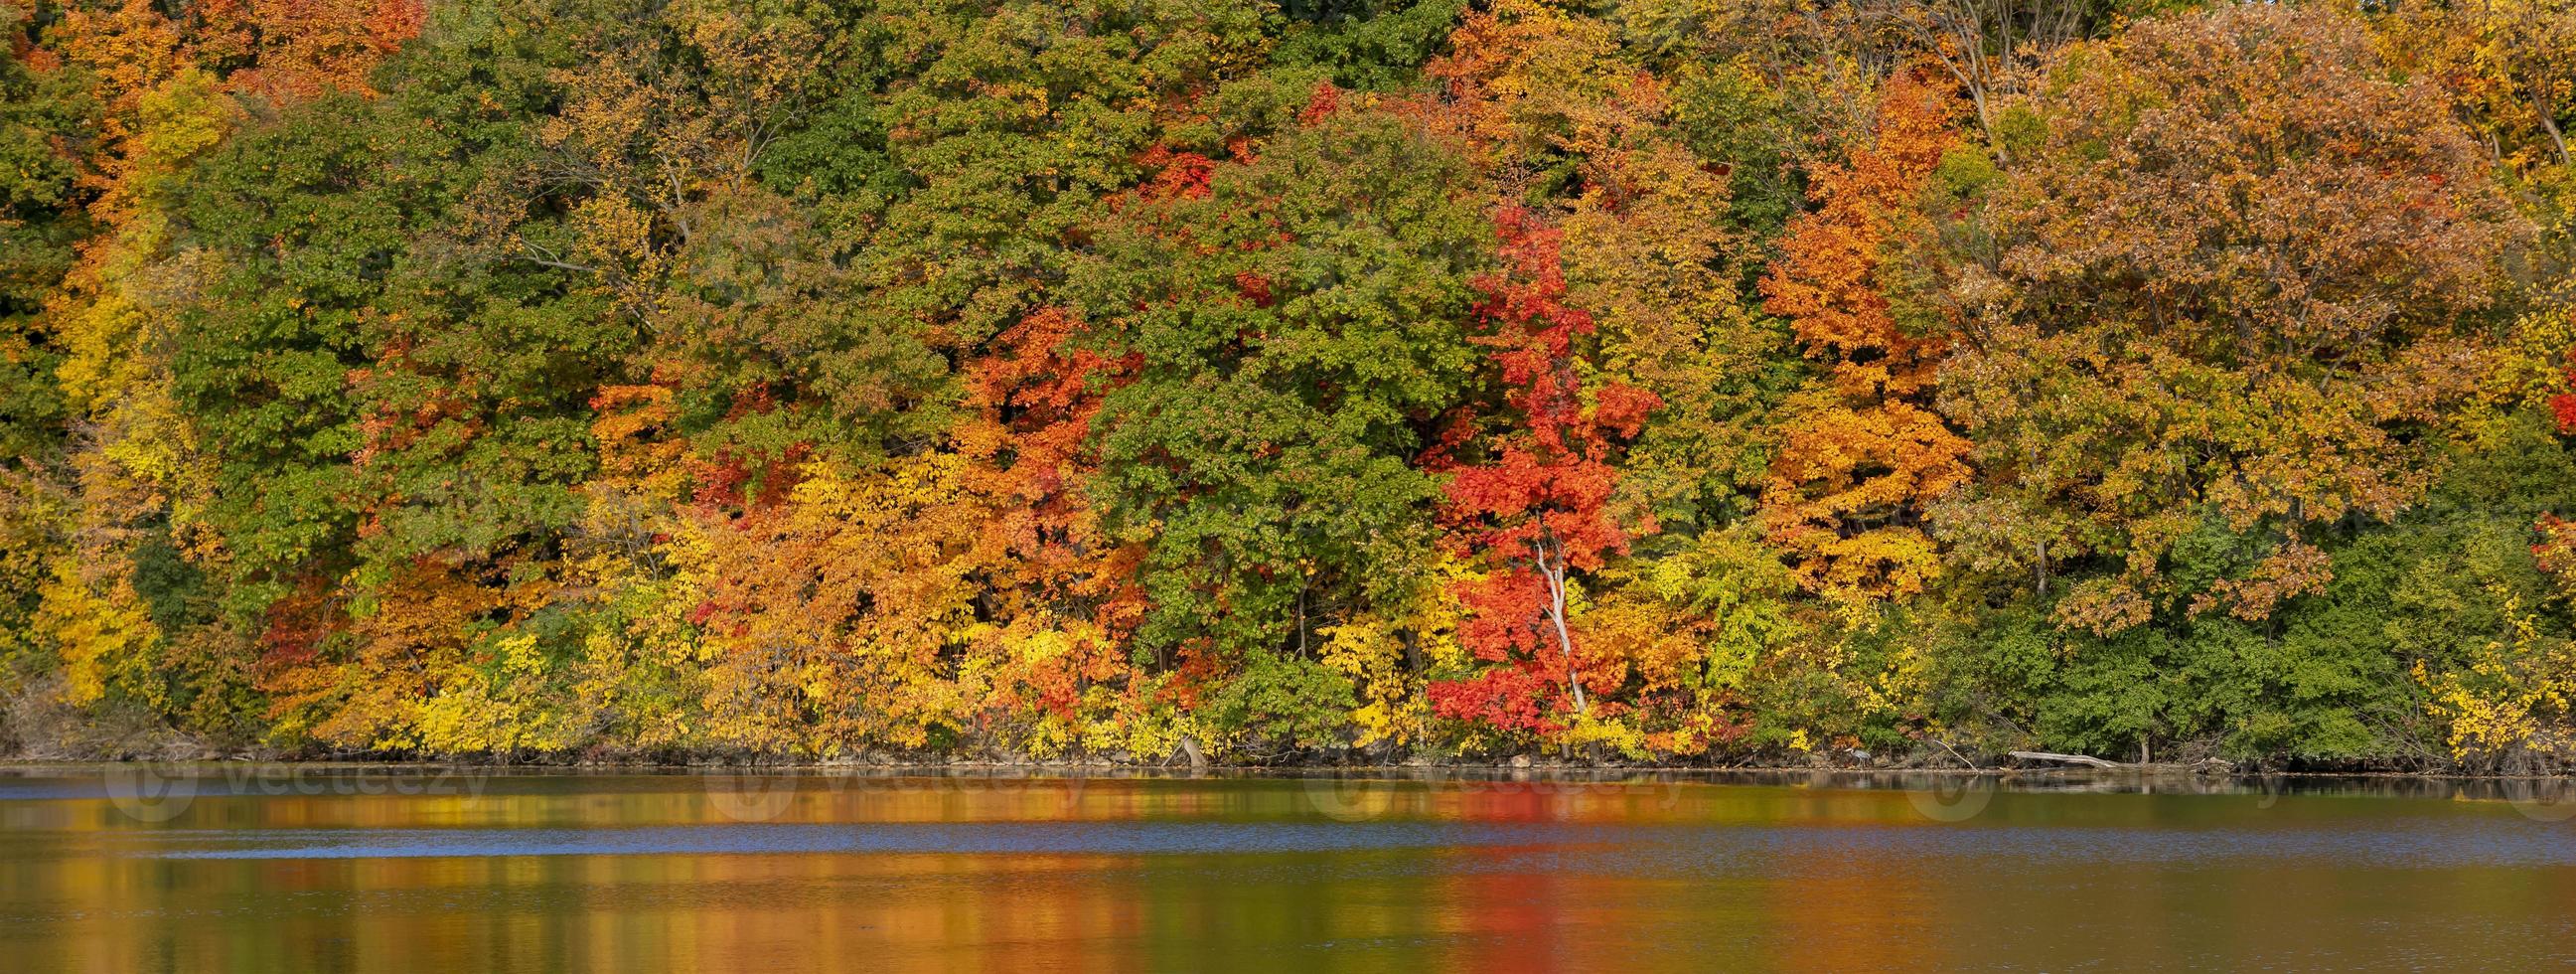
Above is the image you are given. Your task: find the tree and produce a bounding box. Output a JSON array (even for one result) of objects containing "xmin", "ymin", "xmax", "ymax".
[
  {"xmin": 2373, "ymin": 0, "xmax": 2576, "ymax": 178},
  {"xmin": 1854, "ymin": 0, "xmax": 2179, "ymax": 152},
  {"xmin": 1078, "ymin": 98, "xmax": 1489, "ymax": 676},
  {"xmin": 1930, "ymin": 5, "xmax": 2525, "ymax": 631},
  {"xmin": 1425, "ymin": 0, "xmax": 1788, "ymax": 536},
  {"xmin": 1427, "ymin": 208, "xmax": 1658, "ymax": 742},
  {"xmin": 193, "ymin": 0, "xmax": 425, "ymax": 102},
  {"xmin": 685, "ymin": 453, "xmax": 988, "ymax": 755},
  {"xmin": 954, "ymin": 305, "xmax": 1153, "ymax": 754},
  {"xmin": 1756, "ymin": 69, "xmax": 1973, "ymax": 604}
]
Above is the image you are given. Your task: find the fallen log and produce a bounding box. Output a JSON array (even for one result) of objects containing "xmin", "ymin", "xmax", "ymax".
[{"xmin": 2009, "ymin": 750, "xmax": 2127, "ymax": 769}]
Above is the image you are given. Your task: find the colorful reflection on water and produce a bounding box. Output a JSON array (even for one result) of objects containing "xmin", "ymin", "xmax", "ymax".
[{"xmin": 5, "ymin": 767, "xmax": 2576, "ymax": 972}]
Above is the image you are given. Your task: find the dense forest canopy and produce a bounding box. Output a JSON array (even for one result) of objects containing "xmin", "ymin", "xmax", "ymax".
[{"xmin": 4, "ymin": 0, "xmax": 2575, "ymax": 770}]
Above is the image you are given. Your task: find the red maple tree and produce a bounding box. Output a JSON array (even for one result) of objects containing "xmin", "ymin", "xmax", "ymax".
[{"xmin": 1428, "ymin": 208, "xmax": 1659, "ymax": 734}]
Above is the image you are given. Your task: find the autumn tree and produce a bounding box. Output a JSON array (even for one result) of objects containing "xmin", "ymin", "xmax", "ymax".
[
  {"xmin": 952, "ymin": 306, "xmax": 1155, "ymax": 755},
  {"xmin": 1427, "ymin": 208, "xmax": 1658, "ymax": 744},
  {"xmin": 1756, "ymin": 70, "xmax": 1973, "ymax": 604},
  {"xmin": 852, "ymin": 0, "xmax": 1274, "ymax": 356},
  {"xmin": 2372, "ymin": 0, "xmax": 2576, "ymax": 421},
  {"xmin": 2372, "ymin": 0, "xmax": 2576, "ymax": 181},
  {"xmin": 170, "ymin": 3, "xmax": 648, "ymax": 746},
  {"xmin": 6, "ymin": 0, "xmax": 2572, "ymax": 771},
  {"xmin": 682, "ymin": 453, "xmax": 988, "ymax": 755},
  {"xmin": 0, "ymin": 2, "xmax": 91, "ymax": 719},
  {"xmin": 1425, "ymin": 0, "xmax": 1785, "ymax": 536},
  {"xmin": 192, "ymin": 0, "xmax": 424, "ymax": 102},
  {"xmin": 1853, "ymin": 0, "xmax": 2188, "ymax": 150},
  {"xmin": 1930, "ymin": 5, "xmax": 2525, "ymax": 632}
]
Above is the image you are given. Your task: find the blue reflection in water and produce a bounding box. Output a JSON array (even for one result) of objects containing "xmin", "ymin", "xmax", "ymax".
[{"xmin": 132, "ymin": 819, "xmax": 2576, "ymax": 869}]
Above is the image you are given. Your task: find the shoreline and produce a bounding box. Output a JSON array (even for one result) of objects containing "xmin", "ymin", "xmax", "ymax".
[{"xmin": 3, "ymin": 756, "xmax": 2567, "ymax": 783}]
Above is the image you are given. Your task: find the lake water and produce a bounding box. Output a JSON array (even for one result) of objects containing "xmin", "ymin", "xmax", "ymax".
[{"xmin": 5, "ymin": 767, "xmax": 2576, "ymax": 972}]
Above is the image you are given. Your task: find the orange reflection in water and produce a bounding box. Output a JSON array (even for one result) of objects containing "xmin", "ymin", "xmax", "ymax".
[{"xmin": 5, "ymin": 770, "xmax": 2576, "ymax": 973}]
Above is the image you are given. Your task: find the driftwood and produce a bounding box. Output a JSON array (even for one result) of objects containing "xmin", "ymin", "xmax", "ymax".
[
  {"xmin": 1928, "ymin": 737, "xmax": 1979, "ymax": 770},
  {"xmin": 2009, "ymin": 750, "xmax": 2127, "ymax": 769}
]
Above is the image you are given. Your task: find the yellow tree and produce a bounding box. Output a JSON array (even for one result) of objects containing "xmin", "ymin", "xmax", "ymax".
[
  {"xmin": 2373, "ymin": 0, "xmax": 2576, "ymax": 179},
  {"xmin": 35, "ymin": 3, "xmax": 225, "ymax": 724},
  {"xmin": 25, "ymin": 0, "xmax": 426, "ymax": 745},
  {"xmin": 685, "ymin": 454, "xmax": 989, "ymax": 756}
]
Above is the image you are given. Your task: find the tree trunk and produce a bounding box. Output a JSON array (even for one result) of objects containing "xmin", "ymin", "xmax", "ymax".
[
  {"xmin": 1543, "ymin": 560, "xmax": 1587, "ymax": 715},
  {"xmin": 2010, "ymin": 750, "xmax": 2125, "ymax": 769},
  {"xmin": 2538, "ymin": 104, "xmax": 2571, "ymax": 168}
]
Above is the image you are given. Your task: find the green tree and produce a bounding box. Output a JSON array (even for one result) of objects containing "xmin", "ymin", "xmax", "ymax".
[{"xmin": 1078, "ymin": 103, "xmax": 1487, "ymax": 673}]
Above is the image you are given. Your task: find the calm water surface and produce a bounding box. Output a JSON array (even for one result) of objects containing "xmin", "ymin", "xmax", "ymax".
[{"xmin": 5, "ymin": 766, "xmax": 2576, "ymax": 972}]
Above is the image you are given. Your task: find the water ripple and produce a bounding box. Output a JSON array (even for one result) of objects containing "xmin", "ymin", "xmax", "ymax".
[{"xmin": 122, "ymin": 819, "xmax": 2576, "ymax": 868}]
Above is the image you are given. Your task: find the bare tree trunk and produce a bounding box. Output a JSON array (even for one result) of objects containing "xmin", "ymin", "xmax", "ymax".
[
  {"xmin": 1547, "ymin": 567, "xmax": 1587, "ymax": 715},
  {"xmin": 2538, "ymin": 104, "xmax": 2571, "ymax": 168},
  {"xmin": 2011, "ymin": 750, "xmax": 2123, "ymax": 769},
  {"xmin": 1537, "ymin": 536, "xmax": 1588, "ymax": 716},
  {"xmin": 2035, "ymin": 539, "xmax": 2048, "ymax": 598}
]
